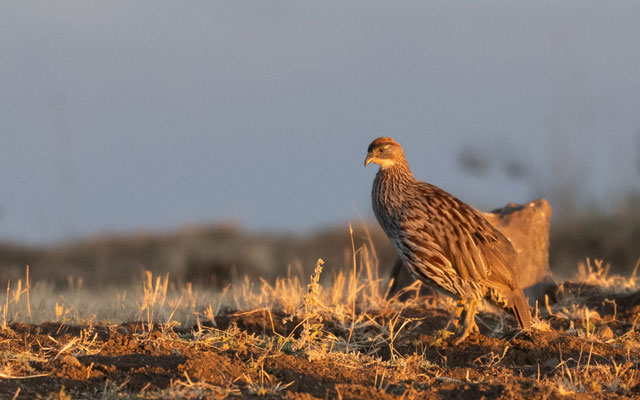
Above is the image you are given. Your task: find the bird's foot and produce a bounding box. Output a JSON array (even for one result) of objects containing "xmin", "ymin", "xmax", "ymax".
[
  {"xmin": 445, "ymin": 300, "xmax": 466, "ymax": 332},
  {"xmin": 444, "ymin": 320, "xmax": 459, "ymax": 333},
  {"xmin": 451, "ymin": 321, "xmax": 479, "ymax": 345}
]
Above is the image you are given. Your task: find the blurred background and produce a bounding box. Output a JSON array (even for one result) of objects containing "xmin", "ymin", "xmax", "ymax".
[{"xmin": 1, "ymin": 2, "xmax": 639, "ymax": 287}]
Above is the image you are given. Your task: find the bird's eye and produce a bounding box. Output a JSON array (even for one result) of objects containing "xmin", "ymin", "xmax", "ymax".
[{"xmin": 378, "ymin": 147, "xmax": 385, "ymax": 153}]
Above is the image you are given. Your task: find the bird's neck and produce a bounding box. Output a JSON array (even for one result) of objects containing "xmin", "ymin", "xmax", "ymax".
[
  {"xmin": 377, "ymin": 158, "xmax": 414, "ymax": 182},
  {"xmin": 374, "ymin": 160, "xmax": 416, "ymax": 203},
  {"xmin": 372, "ymin": 159, "xmax": 415, "ymax": 227}
]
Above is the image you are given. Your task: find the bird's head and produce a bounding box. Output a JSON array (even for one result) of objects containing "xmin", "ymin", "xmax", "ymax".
[{"xmin": 364, "ymin": 137, "xmax": 405, "ymax": 169}]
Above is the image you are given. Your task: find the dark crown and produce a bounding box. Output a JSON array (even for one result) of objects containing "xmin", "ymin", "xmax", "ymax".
[{"xmin": 367, "ymin": 137, "xmax": 399, "ymax": 153}]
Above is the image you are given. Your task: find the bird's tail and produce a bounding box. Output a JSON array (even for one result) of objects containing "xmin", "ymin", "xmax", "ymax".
[{"xmin": 509, "ymin": 289, "xmax": 532, "ymax": 330}]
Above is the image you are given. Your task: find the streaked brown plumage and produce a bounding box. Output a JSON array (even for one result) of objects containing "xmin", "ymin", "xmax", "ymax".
[{"xmin": 365, "ymin": 137, "xmax": 532, "ymax": 343}]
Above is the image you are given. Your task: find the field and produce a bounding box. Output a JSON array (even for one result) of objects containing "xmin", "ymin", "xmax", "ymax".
[{"xmin": 1, "ymin": 235, "xmax": 640, "ymax": 399}]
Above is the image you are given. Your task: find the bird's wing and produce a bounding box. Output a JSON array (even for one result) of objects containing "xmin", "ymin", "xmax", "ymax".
[{"xmin": 402, "ymin": 182, "xmax": 520, "ymax": 291}]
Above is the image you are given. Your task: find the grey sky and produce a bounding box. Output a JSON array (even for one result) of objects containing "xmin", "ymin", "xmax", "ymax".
[{"xmin": 1, "ymin": 2, "xmax": 639, "ymax": 243}]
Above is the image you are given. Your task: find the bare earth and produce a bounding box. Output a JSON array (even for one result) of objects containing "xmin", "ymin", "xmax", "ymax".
[{"xmin": 1, "ymin": 279, "xmax": 639, "ymax": 399}]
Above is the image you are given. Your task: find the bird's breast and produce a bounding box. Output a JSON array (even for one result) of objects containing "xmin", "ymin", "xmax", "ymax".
[{"xmin": 371, "ymin": 174, "xmax": 411, "ymax": 233}]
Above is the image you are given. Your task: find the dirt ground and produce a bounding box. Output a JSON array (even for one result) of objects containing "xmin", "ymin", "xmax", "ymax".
[{"xmin": 1, "ymin": 281, "xmax": 639, "ymax": 399}]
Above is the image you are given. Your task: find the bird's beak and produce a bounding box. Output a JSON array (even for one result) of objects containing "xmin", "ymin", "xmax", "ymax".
[{"xmin": 364, "ymin": 152, "xmax": 374, "ymax": 167}]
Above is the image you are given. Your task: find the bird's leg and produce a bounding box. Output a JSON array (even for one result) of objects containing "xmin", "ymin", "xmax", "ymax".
[
  {"xmin": 452, "ymin": 298, "xmax": 479, "ymax": 345},
  {"xmin": 446, "ymin": 299, "xmax": 466, "ymax": 332}
]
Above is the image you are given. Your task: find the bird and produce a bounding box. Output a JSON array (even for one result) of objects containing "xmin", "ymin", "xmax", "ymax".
[{"xmin": 364, "ymin": 137, "xmax": 532, "ymax": 344}]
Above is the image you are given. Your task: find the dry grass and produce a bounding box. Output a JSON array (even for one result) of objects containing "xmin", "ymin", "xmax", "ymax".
[{"xmin": 0, "ymin": 234, "xmax": 639, "ymax": 398}]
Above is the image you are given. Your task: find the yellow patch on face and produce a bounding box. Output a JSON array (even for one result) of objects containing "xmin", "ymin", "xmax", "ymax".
[{"xmin": 375, "ymin": 158, "xmax": 396, "ymax": 169}]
